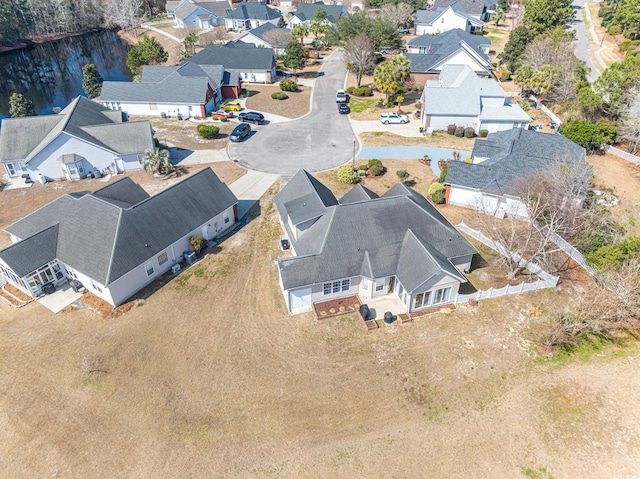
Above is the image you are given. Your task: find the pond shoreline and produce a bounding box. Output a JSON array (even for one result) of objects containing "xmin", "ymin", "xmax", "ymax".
[{"xmin": 0, "ymin": 28, "xmax": 106, "ymax": 55}]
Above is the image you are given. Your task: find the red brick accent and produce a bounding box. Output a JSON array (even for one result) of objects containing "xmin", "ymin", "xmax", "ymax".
[{"xmin": 410, "ymin": 303, "xmax": 455, "ymax": 320}]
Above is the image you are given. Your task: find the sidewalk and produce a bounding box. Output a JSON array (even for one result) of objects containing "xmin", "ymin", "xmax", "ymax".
[
  {"xmin": 228, "ymin": 170, "xmax": 280, "ymax": 218},
  {"xmin": 172, "ymin": 148, "xmax": 230, "ymax": 165}
]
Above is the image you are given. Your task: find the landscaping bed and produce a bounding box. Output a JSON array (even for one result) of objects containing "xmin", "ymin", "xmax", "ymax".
[{"xmin": 313, "ymin": 295, "xmax": 361, "ymax": 320}]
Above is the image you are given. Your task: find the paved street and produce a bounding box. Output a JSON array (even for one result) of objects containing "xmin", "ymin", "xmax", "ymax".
[
  {"xmin": 227, "ymin": 49, "xmax": 358, "ymax": 176},
  {"xmin": 569, "ymin": 0, "xmax": 602, "ymax": 83}
]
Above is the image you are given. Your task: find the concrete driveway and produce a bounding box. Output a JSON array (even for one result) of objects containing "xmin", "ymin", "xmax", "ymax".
[{"xmin": 227, "ymin": 49, "xmax": 358, "ymax": 176}]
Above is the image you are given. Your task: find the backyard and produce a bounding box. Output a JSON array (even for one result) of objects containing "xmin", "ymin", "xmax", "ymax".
[{"xmin": 1, "ymin": 175, "xmax": 640, "ymax": 477}]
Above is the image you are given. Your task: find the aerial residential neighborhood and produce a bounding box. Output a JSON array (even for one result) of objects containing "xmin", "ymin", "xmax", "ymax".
[{"xmin": 1, "ymin": 0, "xmax": 640, "ymax": 476}]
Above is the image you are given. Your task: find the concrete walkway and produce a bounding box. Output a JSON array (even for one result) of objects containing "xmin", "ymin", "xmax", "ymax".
[
  {"xmin": 172, "ymin": 147, "xmax": 230, "ymax": 165},
  {"xmin": 228, "ymin": 170, "xmax": 280, "ymax": 218}
]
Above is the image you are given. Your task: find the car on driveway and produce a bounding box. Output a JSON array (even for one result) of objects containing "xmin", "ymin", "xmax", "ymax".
[
  {"xmin": 212, "ymin": 109, "xmax": 233, "ymax": 119},
  {"xmin": 221, "ymin": 100, "xmax": 242, "ymax": 111},
  {"xmin": 230, "ymin": 123, "xmax": 251, "ymax": 142},
  {"xmin": 338, "ymin": 103, "xmax": 350, "ymax": 114},
  {"xmin": 380, "ymin": 112, "xmax": 409, "ymax": 124},
  {"xmin": 238, "ymin": 111, "xmax": 265, "ymax": 124}
]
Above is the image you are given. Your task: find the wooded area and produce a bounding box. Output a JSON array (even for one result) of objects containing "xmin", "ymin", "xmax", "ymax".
[{"xmin": 0, "ymin": 0, "xmax": 167, "ymax": 46}]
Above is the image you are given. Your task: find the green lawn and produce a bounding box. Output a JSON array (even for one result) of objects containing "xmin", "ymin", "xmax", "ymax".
[{"xmin": 349, "ymin": 98, "xmax": 375, "ymax": 113}]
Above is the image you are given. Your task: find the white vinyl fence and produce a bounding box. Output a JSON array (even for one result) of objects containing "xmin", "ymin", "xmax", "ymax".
[
  {"xmin": 603, "ymin": 145, "xmax": 640, "ymax": 166},
  {"xmin": 455, "ymin": 222, "xmax": 559, "ymax": 304},
  {"xmin": 140, "ymin": 23, "xmax": 182, "ymax": 43}
]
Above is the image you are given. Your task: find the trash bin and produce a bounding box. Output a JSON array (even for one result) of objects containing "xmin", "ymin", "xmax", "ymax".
[
  {"xmin": 42, "ymin": 282, "xmax": 56, "ymax": 295},
  {"xmin": 69, "ymin": 280, "xmax": 84, "ymax": 293},
  {"xmin": 383, "ymin": 311, "xmax": 394, "ymax": 325}
]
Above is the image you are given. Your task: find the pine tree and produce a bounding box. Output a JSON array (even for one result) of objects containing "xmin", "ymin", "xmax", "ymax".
[
  {"xmin": 82, "ymin": 64, "xmax": 104, "ymax": 99},
  {"xmin": 9, "ymin": 93, "xmax": 35, "ymax": 117}
]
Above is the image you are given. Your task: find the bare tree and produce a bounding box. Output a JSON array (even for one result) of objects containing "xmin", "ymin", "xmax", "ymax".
[
  {"xmin": 379, "ymin": 2, "xmax": 414, "ymax": 29},
  {"xmin": 262, "ymin": 28, "xmax": 291, "ymax": 54},
  {"xmin": 199, "ymin": 26, "xmax": 230, "ymax": 46},
  {"xmin": 344, "ymin": 33, "xmax": 376, "ymax": 88},
  {"xmin": 619, "ymin": 88, "xmax": 640, "ymax": 154},
  {"xmin": 105, "ymin": 0, "xmax": 144, "ymax": 35}
]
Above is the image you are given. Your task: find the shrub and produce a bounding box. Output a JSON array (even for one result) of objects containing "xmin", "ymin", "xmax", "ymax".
[
  {"xmin": 336, "ymin": 164, "xmax": 359, "ymax": 184},
  {"xmin": 431, "ymin": 191, "xmax": 445, "ymax": 204},
  {"xmin": 464, "ymin": 127, "xmax": 475, "ymax": 138},
  {"xmin": 369, "ymin": 164, "xmax": 385, "ymax": 176},
  {"xmin": 346, "ymin": 86, "xmax": 356, "ymax": 94},
  {"xmin": 447, "ymin": 124, "xmax": 456, "ymax": 135},
  {"xmin": 479, "ymin": 129, "xmax": 489, "ymax": 138},
  {"xmin": 561, "ymin": 120, "xmax": 604, "ymax": 151},
  {"xmin": 280, "ymin": 78, "xmax": 297, "ymax": 91},
  {"xmin": 189, "ymin": 236, "xmax": 206, "ymax": 253},
  {"xmin": 353, "ymin": 86, "xmax": 372, "ymax": 96},
  {"xmin": 271, "ymin": 92, "xmax": 289, "ymax": 100},
  {"xmin": 396, "ymin": 169, "xmax": 410, "ymax": 182},
  {"xmin": 439, "ymin": 167, "xmax": 448, "ymax": 184},
  {"xmin": 367, "ymin": 159, "xmax": 383, "ymax": 169},
  {"xmin": 500, "ymin": 67, "xmax": 511, "ymax": 81},
  {"xmin": 428, "ymin": 182, "xmax": 445, "ymax": 196},
  {"xmin": 586, "ymin": 236, "xmax": 640, "ymax": 270},
  {"xmin": 607, "ymin": 25, "xmax": 622, "ymax": 35},
  {"xmin": 197, "ymin": 124, "xmax": 219, "ymax": 139},
  {"xmin": 454, "ymin": 126, "xmax": 464, "ymax": 137},
  {"xmin": 211, "ymin": 115, "xmax": 220, "ymax": 121},
  {"xmin": 595, "ymin": 118, "xmax": 617, "ymax": 144},
  {"xmin": 520, "ymin": 100, "xmax": 530, "ymax": 112},
  {"xmin": 219, "ymin": 116, "xmax": 227, "ymax": 122}
]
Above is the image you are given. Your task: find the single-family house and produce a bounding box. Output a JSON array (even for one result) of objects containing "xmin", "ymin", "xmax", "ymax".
[
  {"xmin": 172, "ymin": 0, "xmax": 231, "ymax": 28},
  {"xmin": 224, "ymin": 1, "xmax": 281, "ymax": 32},
  {"xmin": 189, "ymin": 44, "xmax": 277, "ymax": 83},
  {"xmin": 0, "ymin": 96, "xmax": 154, "ymax": 182},
  {"xmin": 275, "ymin": 170, "xmax": 477, "ymax": 315},
  {"xmin": 100, "ymin": 60, "xmax": 241, "ymax": 117},
  {"xmin": 414, "ymin": 1, "xmax": 485, "ymax": 35},
  {"xmin": 445, "ymin": 129, "xmax": 589, "ymax": 217},
  {"xmin": 287, "ymin": 2, "xmax": 347, "ymax": 29},
  {"xmin": 0, "ymin": 168, "xmax": 238, "ymax": 307},
  {"xmin": 406, "ymin": 29, "xmax": 492, "ymax": 85},
  {"xmin": 236, "ymin": 22, "xmax": 291, "ymax": 54},
  {"xmin": 432, "ymin": 0, "xmax": 496, "ymax": 22},
  {"xmin": 420, "ymin": 64, "xmax": 531, "ymax": 135}
]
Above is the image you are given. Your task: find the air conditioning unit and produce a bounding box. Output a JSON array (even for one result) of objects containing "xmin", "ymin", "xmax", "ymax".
[
  {"xmin": 184, "ymin": 251, "xmax": 197, "ymax": 265},
  {"xmin": 171, "ymin": 264, "xmax": 181, "ymax": 274}
]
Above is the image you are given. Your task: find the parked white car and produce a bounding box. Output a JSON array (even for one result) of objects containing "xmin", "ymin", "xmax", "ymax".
[{"xmin": 380, "ymin": 112, "xmax": 409, "ymax": 124}]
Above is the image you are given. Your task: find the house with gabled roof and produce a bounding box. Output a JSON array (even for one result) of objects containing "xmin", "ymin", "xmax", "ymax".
[
  {"xmin": 171, "ymin": 0, "xmax": 230, "ymax": 28},
  {"xmin": 287, "ymin": 2, "xmax": 347, "ymax": 29},
  {"xmin": 0, "ymin": 96, "xmax": 154, "ymax": 182},
  {"xmin": 100, "ymin": 60, "xmax": 241, "ymax": 117},
  {"xmin": 414, "ymin": 1, "xmax": 485, "ymax": 35},
  {"xmin": 406, "ymin": 29, "xmax": 492, "ymax": 84},
  {"xmin": 224, "ymin": 1, "xmax": 281, "ymax": 32},
  {"xmin": 445, "ymin": 129, "xmax": 589, "ymax": 217},
  {"xmin": 236, "ymin": 22, "xmax": 290, "ymax": 54},
  {"xmin": 189, "ymin": 43, "xmax": 277, "ymax": 83},
  {"xmin": 420, "ymin": 64, "xmax": 531, "ymax": 135},
  {"xmin": 432, "ymin": 0, "xmax": 497, "ymax": 22},
  {"xmin": 274, "ymin": 170, "xmax": 477, "ymax": 315},
  {"xmin": 0, "ymin": 168, "xmax": 238, "ymax": 307}
]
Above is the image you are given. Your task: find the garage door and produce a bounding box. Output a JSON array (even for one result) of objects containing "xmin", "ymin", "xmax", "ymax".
[{"xmin": 290, "ymin": 288, "xmax": 311, "ymax": 310}]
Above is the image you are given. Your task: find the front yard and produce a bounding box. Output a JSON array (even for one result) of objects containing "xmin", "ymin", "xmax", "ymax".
[
  {"xmin": 360, "ymin": 131, "xmax": 479, "ymax": 150},
  {"xmin": 245, "ymin": 84, "xmax": 311, "ymax": 119}
]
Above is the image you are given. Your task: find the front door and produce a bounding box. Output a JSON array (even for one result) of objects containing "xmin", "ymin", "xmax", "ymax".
[{"xmin": 388, "ymin": 276, "xmax": 395, "ymax": 293}]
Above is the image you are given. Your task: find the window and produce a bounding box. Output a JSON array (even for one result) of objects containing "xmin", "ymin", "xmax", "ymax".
[
  {"xmin": 188, "ymin": 105, "xmax": 193, "ymax": 112},
  {"xmin": 157, "ymin": 252, "xmax": 168, "ymax": 266},
  {"xmin": 145, "ymin": 261, "xmax": 154, "ymax": 277},
  {"xmin": 432, "ymin": 287, "xmax": 452, "ymax": 305},
  {"xmin": 149, "ymin": 103, "xmax": 158, "ymax": 111},
  {"xmin": 414, "ymin": 291, "xmax": 432, "ymax": 309},
  {"xmin": 68, "ymin": 165, "xmax": 77, "ymax": 175},
  {"xmin": 91, "ymin": 280, "xmax": 103, "ymax": 293},
  {"xmin": 77, "ymin": 164, "xmax": 84, "ymax": 173},
  {"xmin": 224, "ymin": 211, "xmax": 230, "ymax": 224},
  {"xmin": 66, "ymin": 268, "xmax": 77, "ymax": 280},
  {"xmin": 375, "ymin": 278, "xmax": 385, "ymax": 292},
  {"xmin": 323, "ymin": 279, "xmax": 350, "ymax": 295}
]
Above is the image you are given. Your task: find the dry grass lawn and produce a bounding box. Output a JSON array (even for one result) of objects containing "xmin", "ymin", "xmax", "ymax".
[
  {"xmin": 3, "ymin": 162, "xmax": 640, "ymax": 477},
  {"xmin": 245, "ymin": 84, "xmax": 311, "ymax": 119},
  {"xmin": 130, "ymin": 116, "xmax": 238, "ymax": 150}
]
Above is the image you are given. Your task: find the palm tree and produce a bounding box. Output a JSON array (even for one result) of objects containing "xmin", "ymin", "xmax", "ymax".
[
  {"xmin": 183, "ymin": 32, "xmax": 198, "ymax": 55},
  {"xmin": 141, "ymin": 148, "xmax": 173, "ymax": 175},
  {"xmin": 491, "ymin": 6, "xmax": 506, "ymax": 26},
  {"xmin": 291, "ymin": 25, "xmax": 308, "ymax": 45}
]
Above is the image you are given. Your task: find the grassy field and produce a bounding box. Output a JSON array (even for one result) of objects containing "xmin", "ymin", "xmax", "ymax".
[{"xmin": 3, "ymin": 161, "xmax": 640, "ymax": 477}]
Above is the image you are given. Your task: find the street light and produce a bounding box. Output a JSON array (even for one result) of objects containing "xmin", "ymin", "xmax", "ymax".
[{"xmin": 352, "ymin": 138, "xmax": 356, "ymax": 170}]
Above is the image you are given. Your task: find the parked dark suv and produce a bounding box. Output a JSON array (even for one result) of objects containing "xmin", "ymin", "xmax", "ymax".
[
  {"xmin": 238, "ymin": 111, "xmax": 265, "ymax": 124},
  {"xmin": 230, "ymin": 123, "xmax": 251, "ymax": 142}
]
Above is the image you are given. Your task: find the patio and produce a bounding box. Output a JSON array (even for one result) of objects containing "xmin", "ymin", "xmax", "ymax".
[{"xmin": 37, "ymin": 282, "xmax": 83, "ymax": 313}]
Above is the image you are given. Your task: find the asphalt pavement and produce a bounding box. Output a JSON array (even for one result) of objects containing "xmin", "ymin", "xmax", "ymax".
[
  {"xmin": 227, "ymin": 49, "xmax": 358, "ymax": 176},
  {"xmin": 569, "ymin": 0, "xmax": 602, "ymax": 83}
]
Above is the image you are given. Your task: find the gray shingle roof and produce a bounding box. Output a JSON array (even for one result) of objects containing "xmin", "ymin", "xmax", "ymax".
[
  {"xmin": 240, "ymin": 22, "xmax": 289, "ymax": 44},
  {"xmin": 408, "ymin": 28, "xmax": 490, "ymax": 50},
  {"xmin": 276, "ymin": 172, "xmax": 476, "ymax": 291},
  {"xmin": 434, "ymin": 0, "xmax": 492, "ymax": 17},
  {"xmin": 226, "ymin": 1, "xmax": 280, "ymax": 20},
  {"xmin": 101, "ymin": 62, "xmax": 223, "ymax": 104},
  {"xmin": 189, "ymin": 44, "xmax": 276, "ymax": 71},
  {"xmin": 416, "ymin": 1, "xmax": 484, "ymax": 25},
  {"xmin": 0, "ymin": 225, "xmax": 59, "ymax": 277},
  {"xmin": 406, "ymin": 30, "xmax": 491, "ymax": 74},
  {"xmin": 274, "ymin": 169, "xmax": 338, "ymax": 227},
  {"xmin": 445, "ymin": 129, "xmax": 590, "ymax": 196},
  {"xmin": 0, "ymin": 96, "xmax": 153, "ymax": 163},
  {"xmin": 292, "ymin": 2, "xmax": 346, "ymax": 23},
  {"xmin": 1, "ymin": 168, "xmax": 237, "ymax": 285},
  {"xmin": 339, "ymin": 184, "xmax": 379, "ymax": 204}
]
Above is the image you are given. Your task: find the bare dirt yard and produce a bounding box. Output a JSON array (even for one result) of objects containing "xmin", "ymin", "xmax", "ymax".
[
  {"xmin": 130, "ymin": 116, "xmax": 238, "ymax": 150},
  {"xmin": 3, "ymin": 166, "xmax": 640, "ymax": 477},
  {"xmin": 360, "ymin": 131, "xmax": 478, "ymax": 151},
  {"xmin": 0, "ymin": 162, "xmax": 245, "ymax": 249},
  {"xmin": 245, "ymin": 84, "xmax": 311, "ymax": 119},
  {"xmin": 587, "ymin": 2, "xmax": 626, "ymax": 67}
]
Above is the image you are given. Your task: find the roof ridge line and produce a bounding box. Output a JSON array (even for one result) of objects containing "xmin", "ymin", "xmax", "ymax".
[{"xmin": 105, "ymin": 208, "xmax": 123, "ymax": 286}]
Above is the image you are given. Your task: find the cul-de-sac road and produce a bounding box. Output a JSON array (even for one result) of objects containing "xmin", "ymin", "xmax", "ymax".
[{"xmin": 227, "ymin": 50, "xmax": 358, "ymax": 176}]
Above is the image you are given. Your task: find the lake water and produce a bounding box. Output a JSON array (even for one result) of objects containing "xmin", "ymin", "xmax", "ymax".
[{"xmin": 0, "ymin": 29, "xmax": 132, "ymax": 119}]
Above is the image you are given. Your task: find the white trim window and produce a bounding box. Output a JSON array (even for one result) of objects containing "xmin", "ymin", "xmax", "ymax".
[
  {"xmin": 91, "ymin": 280, "xmax": 103, "ymax": 293},
  {"xmin": 413, "ymin": 287, "xmax": 452, "ymax": 309},
  {"xmin": 432, "ymin": 287, "xmax": 451, "ymax": 305},
  {"xmin": 224, "ymin": 211, "xmax": 230, "ymax": 224},
  {"xmin": 145, "ymin": 261, "xmax": 154, "ymax": 277},
  {"xmin": 322, "ymin": 279, "xmax": 350, "ymax": 295},
  {"xmin": 375, "ymin": 278, "xmax": 385, "ymax": 292}
]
